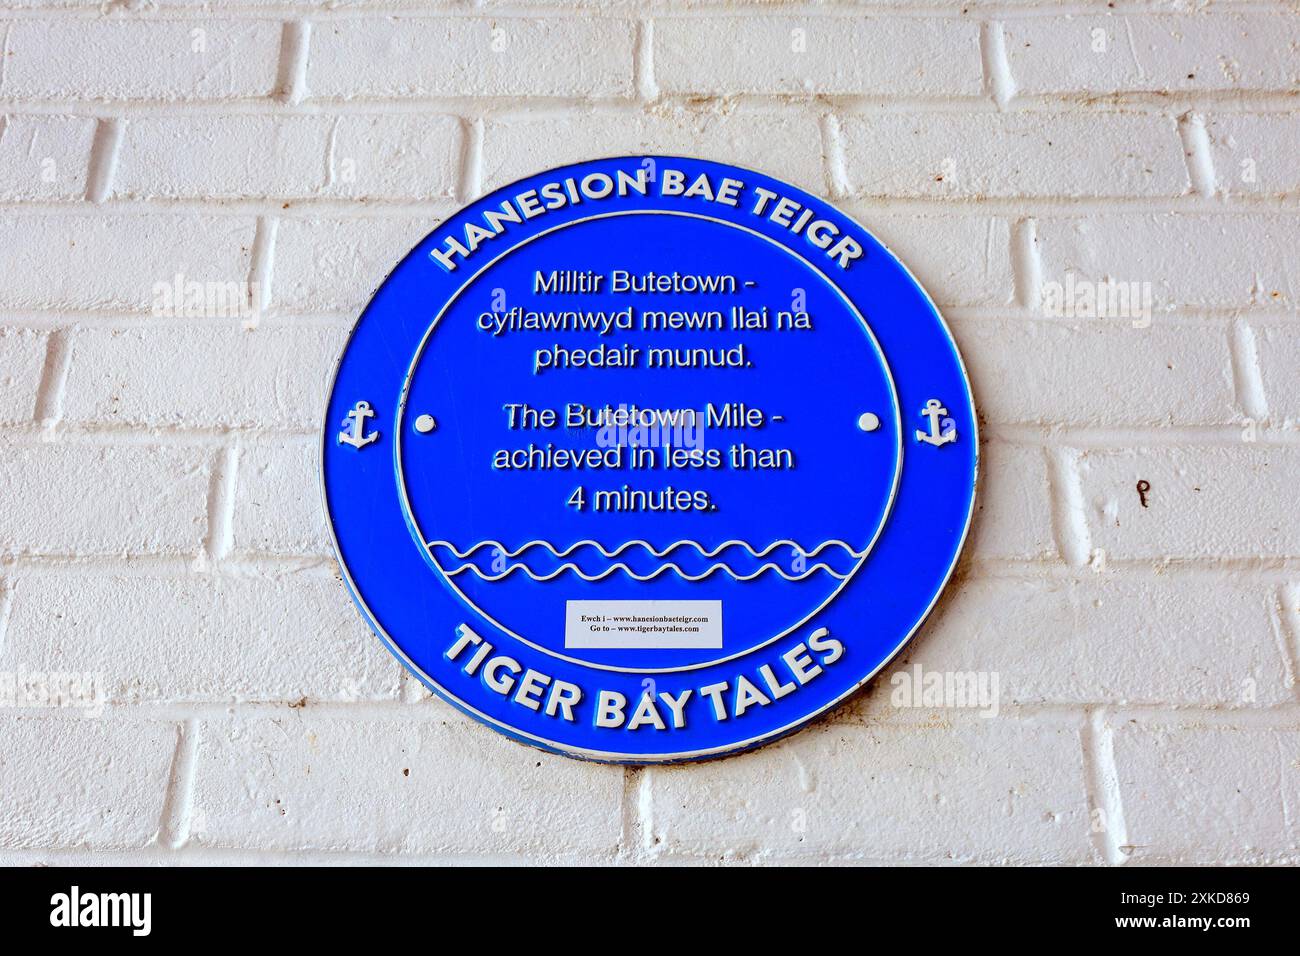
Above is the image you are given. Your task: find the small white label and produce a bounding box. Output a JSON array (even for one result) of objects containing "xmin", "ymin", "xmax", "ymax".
[{"xmin": 565, "ymin": 600, "xmax": 723, "ymax": 649}]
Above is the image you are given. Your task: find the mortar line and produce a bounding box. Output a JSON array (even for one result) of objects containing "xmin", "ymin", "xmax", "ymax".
[
  {"xmin": 13, "ymin": 842, "xmax": 1279, "ymax": 867},
  {"xmin": 4, "ymin": 418, "xmax": 1300, "ymax": 450},
  {"xmin": 323, "ymin": 114, "xmax": 341, "ymax": 191},
  {"xmin": 276, "ymin": 21, "xmax": 312, "ymax": 106},
  {"xmin": 158, "ymin": 718, "xmax": 201, "ymax": 850},
  {"xmin": 6, "ymin": 89, "xmax": 1300, "ymax": 117},
  {"xmin": 3, "ymin": 3, "xmax": 1288, "ymax": 23},
  {"xmin": 4, "ymin": 419, "xmax": 1300, "ymax": 450},
  {"xmin": 0, "ymin": 425, "xmax": 318, "ymax": 448},
  {"xmin": 0, "ymin": 23, "xmax": 11, "ymax": 92},
  {"xmin": 0, "ymin": 552, "xmax": 339, "ymax": 578},
  {"xmin": 0, "ymin": 576, "xmax": 14, "ymax": 659},
  {"xmin": 203, "ymin": 445, "xmax": 241, "ymax": 566},
  {"xmin": 11, "ymin": 696, "xmax": 1300, "ymax": 726},
  {"xmin": 972, "ymin": 555, "xmax": 1300, "ymax": 581},
  {"xmin": 32, "ymin": 328, "xmax": 72, "ymax": 432},
  {"xmin": 1082, "ymin": 707, "xmax": 1130, "ymax": 866},
  {"xmin": 1230, "ymin": 318, "xmax": 1269, "ymax": 423},
  {"xmin": 983, "ymin": 422, "xmax": 1300, "ymax": 448},
  {"xmin": 84, "ymin": 117, "xmax": 122, "ymax": 204},
  {"xmin": 1047, "ymin": 445, "xmax": 1092, "ymax": 569},
  {"xmin": 0, "ymin": 845, "xmax": 626, "ymax": 868},
  {"xmin": 1011, "ymin": 217, "xmax": 1041, "ymax": 310},
  {"xmin": 979, "ymin": 21, "xmax": 1015, "ymax": 109},
  {"xmin": 3, "ymin": 194, "xmax": 1300, "ymax": 218},
  {"xmin": 1274, "ymin": 583, "xmax": 1300, "ymax": 701},
  {"xmin": 634, "ymin": 19, "xmax": 658, "ymax": 104},
  {"xmin": 635, "ymin": 765, "xmax": 657, "ymax": 861},
  {"xmin": 0, "ymin": 310, "xmax": 354, "ymax": 331},
  {"xmin": 457, "ymin": 116, "xmax": 484, "ymax": 202},
  {"xmin": 10, "ymin": 550, "xmax": 1300, "ymax": 583},
  {"xmin": 618, "ymin": 766, "xmax": 647, "ymax": 863},
  {"xmin": 820, "ymin": 112, "xmax": 849, "ymax": 199},
  {"xmin": 247, "ymin": 216, "xmax": 280, "ymax": 328},
  {"xmin": 0, "ymin": 303, "xmax": 1290, "ymax": 329},
  {"xmin": 1178, "ymin": 111, "xmax": 1218, "ymax": 198}
]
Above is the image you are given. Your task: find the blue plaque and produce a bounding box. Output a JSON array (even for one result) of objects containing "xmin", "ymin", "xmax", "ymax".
[{"xmin": 322, "ymin": 157, "xmax": 977, "ymax": 762}]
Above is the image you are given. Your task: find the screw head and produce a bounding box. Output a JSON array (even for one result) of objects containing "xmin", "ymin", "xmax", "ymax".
[{"xmin": 857, "ymin": 412, "xmax": 880, "ymax": 432}]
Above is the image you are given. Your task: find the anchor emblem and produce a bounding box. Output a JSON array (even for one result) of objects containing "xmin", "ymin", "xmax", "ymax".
[
  {"xmin": 338, "ymin": 400, "xmax": 379, "ymax": 449},
  {"xmin": 914, "ymin": 398, "xmax": 957, "ymax": 447}
]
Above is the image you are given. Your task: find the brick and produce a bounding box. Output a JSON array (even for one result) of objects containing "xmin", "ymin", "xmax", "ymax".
[
  {"xmin": 0, "ymin": 115, "xmax": 96, "ymax": 200},
  {"xmin": 323, "ymin": 114, "xmax": 462, "ymax": 200},
  {"xmin": 1035, "ymin": 214, "xmax": 1300, "ymax": 311},
  {"xmin": 1079, "ymin": 446, "xmax": 1300, "ymax": 560},
  {"xmin": 1112, "ymin": 716, "xmax": 1300, "ymax": 863},
  {"xmin": 647, "ymin": 715, "xmax": 1094, "ymax": 863},
  {"xmin": 0, "ymin": 442, "xmax": 209, "ymax": 555},
  {"xmin": 954, "ymin": 318, "xmax": 1237, "ymax": 427},
  {"xmin": 848, "ymin": 211, "xmax": 1014, "ymax": 308},
  {"xmin": 895, "ymin": 577, "xmax": 1289, "ymax": 707},
  {"xmin": 966, "ymin": 442, "xmax": 1058, "ymax": 561},
  {"xmin": 1205, "ymin": 114, "xmax": 1300, "ymax": 197},
  {"xmin": 0, "ymin": 20, "xmax": 283, "ymax": 101},
  {"xmin": 188, "ymin": 715, "xmax": 625, "ymax": 857},
  {"xmin": 232, "ymin": 437, "xmax": 330, "ymax": 557},
  {"xmin": 841, "ymin": 112, "xmax": 1188, "ymax": 198},
  {"xmin": 2, "ymin": 573, "xmax": 400, "ymax": 704},
  {"xmin": 62, "ymin": 324, "xmax": 347, "ymax": 430},
  {"xmin": 0, "ymin": 214, "xmax": 256, "ymax": 312},
  {"xmin": 0, "ymin": 329, "xmax": 45, "ymax": 424},
  {"xmin": 1254, "ymin": 322, "xmax": 1300, "ymax": 426},
  {"xmin": 482, "ymin": 109, "xmax": 826, "ymax": 193},
  {"xmin": 1004, "ymin": 14, "xmax": 1300, "ymax": 95},
  {"xmin": 306, "ymin": 18, "xmax": 636, "ymax": 99},
  {"xmin": 270, "ymin": 215, "xmax": 438, "ymax": 313},
  {"xmin": 0, "ymin": 717, "xmax": 176, "ymax": 850},
  {"xmin": 112, "ymin": 116, "xmax": 326, "ymax": 201},
  {"xmin": 655, "ymin": 17, "xmax": 983, "ymax": 97},
  {"xmin": 111, "ymin": 114, "xmax": 461, "ymax": 201}
]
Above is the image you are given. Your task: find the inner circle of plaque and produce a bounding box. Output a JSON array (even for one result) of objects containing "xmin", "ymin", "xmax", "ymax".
[{"xmin": 395, "ymin": 210, "xmax": 903, "ymax": 673}]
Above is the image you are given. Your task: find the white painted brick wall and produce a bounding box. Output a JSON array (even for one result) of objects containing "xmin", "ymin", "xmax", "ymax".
[
  {"xmin": 112, "ymin": 115, "xmax": 464, "ymax": 201},
  {"xmin": 61, "ymin": 324, "xmax": 347, "ymax": 429},
  {"xmin": 0, "ymin": 115, "xmax": 96, "ymax": 201},
  {"xmin": 1002, "ymin": 14, "xmax": 1300, "ymax": 96},
  {"xmin": 0, "ymin": 20, "xmax": 285, "ymax": 101},
  {"xmin": 654, "ymin": 17, "xmax": 985, "ymax": 96},
  {"xmin": 0, "ymin": 1, "xmax": 1296, "ymax": 867},
  {"xmin": 1035, "ymin": 213, "xmax": 1300, "ymax": 309},
  {"xmin": 306, "ymin": 18, "xmax": 638, "ymax": 98},
  {"xmin": 0, "ymin": 214, "xmax": 257, "ymax": 311},
  {"xmin": 839, "ymin": 113, "xmax": 1190, "ymax": 198}
]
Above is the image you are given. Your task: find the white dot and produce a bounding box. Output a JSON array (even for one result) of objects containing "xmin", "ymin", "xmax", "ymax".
[
  {"xmin": 857, "ymin": 412, "xmax": 880, "ymax": 432},
  {"xmin": 414, "ymin": 414, "xmax": 437, "ymax": 433}
]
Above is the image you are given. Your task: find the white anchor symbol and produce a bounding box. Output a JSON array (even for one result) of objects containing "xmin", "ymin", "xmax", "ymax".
[
  {"xmin": 915, "ymin": 398, "xmax": 957, "ymax": 447},
  {"xmin": 338, "ymin": 400, "xmax": 379, "ymax": 449}
]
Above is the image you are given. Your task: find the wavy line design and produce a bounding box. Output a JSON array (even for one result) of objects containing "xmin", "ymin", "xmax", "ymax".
[
  {"xmin": 427, "ymin": 539, "xmax": 864, "ymax": 582},
  {"xmin": 426, "ymin": 539, "xmax": 866, "ymax": 559},
  {"xmin": 443, "ymin": 561, "xmax": 850, "ymax": 582}
]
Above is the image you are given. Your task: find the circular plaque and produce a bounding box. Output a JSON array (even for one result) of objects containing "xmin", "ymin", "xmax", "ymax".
[{"xmin": 322, "ymin": 156, "xmax": 977, "ymax": 762}]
